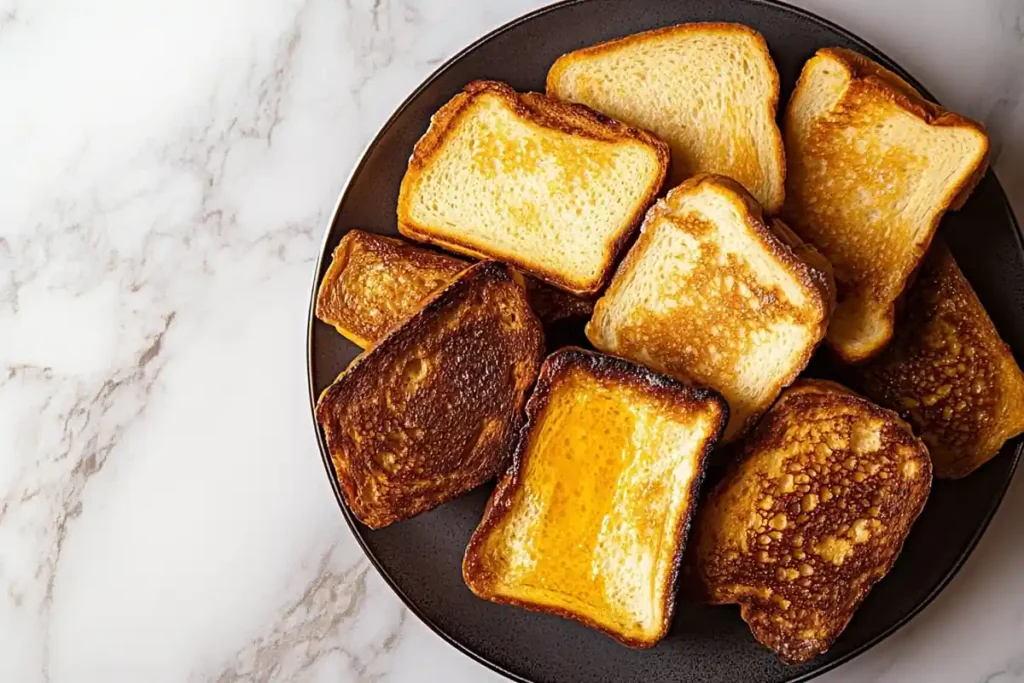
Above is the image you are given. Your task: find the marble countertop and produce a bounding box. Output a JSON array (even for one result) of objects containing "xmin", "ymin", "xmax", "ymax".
[{"xmin": 2, "ymin": 0, "xmax": 1022, "ymax": 681}]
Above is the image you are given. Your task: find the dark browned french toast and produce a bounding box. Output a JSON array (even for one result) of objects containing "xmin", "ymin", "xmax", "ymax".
[
  {"xmin": 315, "ymin": 261, "xmax": 544, "ymax": 529},
  {"xmin": 315, "ymin": 230, "xmax": 591, "ymax": 347},
  {"xmin": 464, "ymin": 347, "xmax": 727, "ymax": 647},
  {"xmin": 693, "ymin": 379, "xmax": 931, "ymax": 664},
  {"xmin": 861, "ymin": 242, "xmax": 1024, "ymax": 479}
]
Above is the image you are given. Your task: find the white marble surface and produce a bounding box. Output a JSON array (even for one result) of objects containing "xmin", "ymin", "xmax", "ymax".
[{"xmin": 1, "ymin": 0, "xmax": 1022, "ymax": 681}]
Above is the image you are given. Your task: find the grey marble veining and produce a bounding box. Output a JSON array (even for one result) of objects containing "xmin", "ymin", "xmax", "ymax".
[{"xmin": 0, "ymin": 1, "xmax": 1021, "ymax": 682}]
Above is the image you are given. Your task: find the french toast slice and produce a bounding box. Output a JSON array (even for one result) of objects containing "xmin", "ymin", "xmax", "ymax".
[
  {"xmin": 315, "ymin": 261, "xmax": 544, "ymax": 529},
  {"xmin": 397, "ymin": 80, "xmax": 669, "ymax": 296},
  {"xmin": 547, "ymin": 22, "xmax": 786, "ymax": 213},
  {"xmin": 586, "ymin": 174, "xmax": 834, "ymax": 442},
  {"xmin": 693, "ymin": 380, "xmax": 931, "ymax": 664},
  {"xmin": 782, "ymin": 47, "xmax": 989, "ymax": 363},
  {"xmin": 316, "ymin": 230, "xmax": 467, "ymax": 347},
  {"xmin": 861, "ymin": 242, "xmax": 1024, "ymax": 479},
  {"xmin": 463, "ymin": 347, "xmax": 727, "ymax": 647},
  {"xmin": 315, "ymin": 230, "xmax": 592, "ymax": 347}
]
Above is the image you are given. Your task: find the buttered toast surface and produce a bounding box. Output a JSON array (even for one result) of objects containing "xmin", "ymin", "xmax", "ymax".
[{"xmin": 464, "ymin": 348, "xmax": 726, "ymax": 647}]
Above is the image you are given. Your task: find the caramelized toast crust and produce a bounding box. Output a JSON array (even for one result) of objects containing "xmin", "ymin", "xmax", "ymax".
[
  {"xmin": 547, "ymin": 22, "xmax": 786, "ymax": 213},
  {"xmin": 587, "ymin": 174, "xmax": 834, "ymax": 442},
  {"xmin": 694, "ymin": 380, "xmax": 931, "ymax": 664},
  {"xmin": 782, "ymin": 47, "xmax": 989, "ymax": 363},
  {"xmin": 398, "ymin": 80, "xmax": 669, "ymax": 296},
  {"xmin": 315, "ymin": 261, "xmax": 544, "ymax": 528},
  {"xmin": 315, "ymin": 230, "xmax": 591, "ymax": 347},
  {"xmin": 464, "ymin": 347, "xmax": 727, "ymax": 647},
  {"xmin": 862, "ymin": 242, "xmax": 1024, "ymax": 478}
]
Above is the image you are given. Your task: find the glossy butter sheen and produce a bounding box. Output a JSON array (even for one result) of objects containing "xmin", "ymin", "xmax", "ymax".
[{"xmin": 479, "ymin": 369, "xmax": 709, "ymax": 638}]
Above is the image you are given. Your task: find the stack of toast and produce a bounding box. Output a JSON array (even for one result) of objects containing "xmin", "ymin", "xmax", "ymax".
[{"xmin": 313, "ymin": 21, "xmax": 1023, "ymax": 665}]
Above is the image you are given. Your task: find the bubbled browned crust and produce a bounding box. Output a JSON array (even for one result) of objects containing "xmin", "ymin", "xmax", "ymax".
[
  {"xmin": 315, "ymin": 230, "xmax": 468, "ymax": 347},
  {"xmin": 463, "ymin": 347, "xmax": 728, "ymax": 648},
  {"xmin": 315, "ymin": 230, "xmax": 593, "ymax": 347},
  {"xmin": 693, "ymin": 379, "xmax": 931, "ymax": 664},
  {"xmin": 396, "ymin": 80, "xmax": 669, "ymax": 296},
  {"xmin": 861, "ymin": 242, "xmax": 1024, "ymax": 479},
  {"xmin": 315, "ymin": 261, "xmax": 545, "ymax": 529}
]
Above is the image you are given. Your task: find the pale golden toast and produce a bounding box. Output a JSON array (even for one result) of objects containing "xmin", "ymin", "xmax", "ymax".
[
  {"xmin": 315, "ymin": 261, "xmax": 544, "ymax": 528},
  {"xmin": 782, "ymin": 47, "xmax": 989, "ymax": 363},
  {"xmin": 315, "ymin": 230, "xmax": 592, "ymax": 347},
  {"xmin": 693, "ymin": 380, "xmax": 931, "ymax": 664},
  {"xmin": 547, "ymin": 22, "xmax": 786, "ymax": 213},
  {"xmin": 587, "ymin": 174, "xmax": 834, "ymax": 442},
  {"xmin": 861, "ymin": 242, "xmax": 1024, "ymax": 478},
  {"xmin": 397, "ymin": 80, "xmax": 669, "ymax": 296},
  {"xmin": 464, "ymin": 347, "xmax": 727, "ymax": 647}
]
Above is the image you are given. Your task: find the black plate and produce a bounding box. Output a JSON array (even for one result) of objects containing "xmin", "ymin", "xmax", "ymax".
[{"xmin": 307, "ymin": 1, "xmax": 1024, "ymax": 681}]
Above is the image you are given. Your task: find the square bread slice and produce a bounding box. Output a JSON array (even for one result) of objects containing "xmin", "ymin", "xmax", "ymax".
[
  {"xmin": 782, "ymin": 47, "xmax": 989, "ymax": 363},
  {"xmin": 463, "ymin": 347, "xmax": 727, "ymax": 647},
  {"xmin": 397, "ymin": 80, "xmax": 669, "ymax": 297},
  {"xmin": 314, "ymin": 230, "xmax": 592, "ymax": 347},
  {"xmin": 692, "ymin": 380, "xmax": 931, "ymax": 664},
  {"xmin": 861, "ymin": 242, "xmax": 1024, "ymax": 479},
  {"xmin": 586, "ymin": 174, "xmax": 835, "ymax": 443},
  {"xmin": 547, "ymin": 22, "xmax": 786, "ymax": 213},
  {"xmin": 315, "ymin": 261, "xmax": 544, "ymax": 529}
]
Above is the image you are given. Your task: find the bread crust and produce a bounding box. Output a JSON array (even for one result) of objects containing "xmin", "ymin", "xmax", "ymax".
[
  {"xmin": 784, "ymin": 48, "xmax": 989, "ymax": 364},
  {"xmin": 694, "ymin": 379, "xmax": 932, "ymax": 664},
  {"xmin": 546, "ymin": 22, "xmax": 786, "ymax": 214},
  {"xmin": 463, "ymin": 347, "xmax": 727, "ymax": 648},
  {"xmin": 397, "ymin": 80, "xmax": 670, "ymax": 296},
  {"xmin": 588, "ymin": 174, "xmax": 835, "ymax": 441},
  {"xmin": 316, "ymin": 260, "xmax": 544, "ymax": 528}
]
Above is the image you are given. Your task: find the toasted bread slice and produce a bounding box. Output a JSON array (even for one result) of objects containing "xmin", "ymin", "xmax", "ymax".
[
  {"xmin": 547, "ymin": 22, "xmax": 786, "ymax": 213},
  {"xmin": 397, "ymin": 80, "xmax": 669, "ymax": 296},
  {"xmin": 861, "ymin": 242, "xmax": 1024, "ymax": 478},
  {"xmin": 464, "ymin": 347, "xmax": 727, "ymax": 647},
  {"xmin": 315, "ymin": 261, "xmax": 544, "ymax": 528},
  {"xmin": 693, "ymin": 380, "xmax": 931, "ymax": 664},
  {"xmin": 586, "ymin": 175, "xmax": 834, "ymax": 442},
  {"xmin": 315, "ymin": 230, "xmax": 592, "ymax": 347},
  {"xmin": 782, "ymin": 47, "xmax": 989, "ymax": 363},
  {"xmin": 316, "ymin": 230, "xmax": 468, "ymax": 347}
]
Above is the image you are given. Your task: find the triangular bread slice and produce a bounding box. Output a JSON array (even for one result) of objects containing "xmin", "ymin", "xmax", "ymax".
[
  {"xmin": 782, "ymin": 47, "xmax": 989, "ymax": 363},
  {"xmin": 692, "ymin": 380, "xmax": 931, "ymax": 664},
  {"xmin": 587, "ymin": 174, "xmax": 835, "ymax": 442},
  {"xmin": 464, "ymin": 347, "xmax": 727, "ymax": 647},
  {"xmin": 547, "ymin": 22, "xmax": 786, "ymax": 213},
  {"xmin": 315, "ymin": 261, "xmax": 544, "ymax": 529},
  {"xmin": 397, "ymin": 80, "xmax": 669, "ymax": 297}
]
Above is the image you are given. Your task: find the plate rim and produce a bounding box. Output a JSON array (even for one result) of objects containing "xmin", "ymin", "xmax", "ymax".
[{"xmin": 305, "ymin": 1, "xmax": 1024, "ymax": 680}]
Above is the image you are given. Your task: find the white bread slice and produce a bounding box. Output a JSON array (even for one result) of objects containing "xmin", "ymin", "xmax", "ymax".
[
  {"xmin": 587, "ymin": 175, "xmax": 835, "ymax": 442},
  {"xmin": 463, "ymin": 347, "xmax": 727, "ymax": 648},
  {"xmin": 782, "ymin": 47, "xmax": 989, "ymax": 363},
  {"xmin": 547, "ymin": 22, "xmax": 786, "ymax": 214},
  {"xmin": 398, "ymin": 80, "xmax": 669, "ymax": 297}
]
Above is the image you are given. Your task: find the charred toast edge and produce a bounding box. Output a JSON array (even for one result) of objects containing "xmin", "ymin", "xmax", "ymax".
[{"xmin": 462, "ymin": 346, "xmax": 728, "ymax": 648}]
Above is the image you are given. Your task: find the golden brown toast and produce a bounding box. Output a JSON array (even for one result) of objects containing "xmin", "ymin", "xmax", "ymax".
[
  {"xmin": 547, "ymin": 22, "xmax": 786, "ymax": 213},
  {"xmin": 587, "ymin": 174, "xmax": 834, "ymax": 442},
  {"xmin": 464, "ymin": 347, "xmax": 727, "ymax": 647},
  {"xmin": 782, "ymin": 47, "xmax": 989, "ymax": 363},
  {"xmin": 693, "ymin": 380, "xmax": 931, "ymax": 664},
  {"xmin": 397, "ymin": 80, "xmax": 669, "ymax": 296},
  {"xmin": 315, "ymin": 230, "xmax": 592, "ymax": 347},
  {"xmin": 316, "ymin": 230, "xmax": 467, "ymax": 347},
  {"xmin": 861, "ymin": 242, "xmax": 1024, "ymax": 479},
  {"xmin": 315, "ymin": 261, "xmax": 544, "ymax": 529}
]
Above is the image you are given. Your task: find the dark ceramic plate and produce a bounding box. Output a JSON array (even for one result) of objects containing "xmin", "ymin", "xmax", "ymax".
[{"xmin": 307, "ymin": 1, "xmax": 1024, "ymax": 681}]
